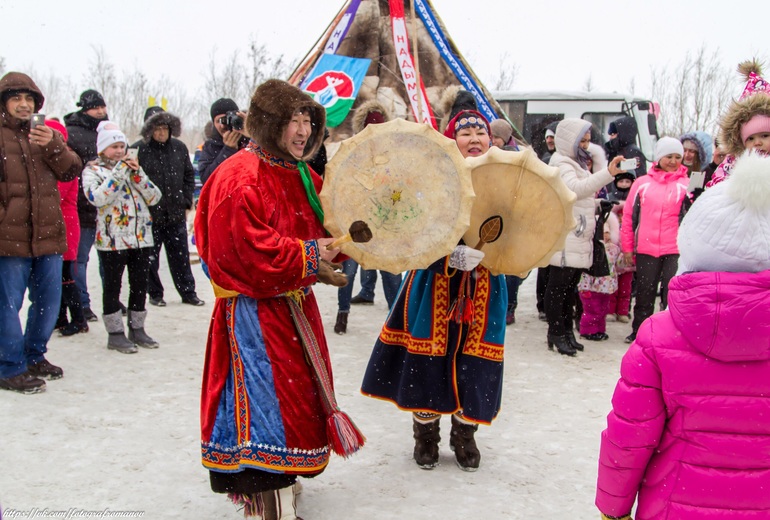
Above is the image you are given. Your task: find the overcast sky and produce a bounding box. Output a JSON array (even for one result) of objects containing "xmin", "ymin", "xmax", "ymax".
[{"xmin": 1, "ymin": 0, "xmax": 767, "ymax": 103}]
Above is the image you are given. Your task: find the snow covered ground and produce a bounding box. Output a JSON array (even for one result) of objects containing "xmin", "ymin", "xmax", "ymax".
[{"xmin": 0, "ymin": 250, "xmax": 633, "ymax": 519}]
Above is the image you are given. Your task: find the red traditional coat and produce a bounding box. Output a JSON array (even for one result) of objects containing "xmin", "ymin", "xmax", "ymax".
[{"xmin": 195, "ymin": 144, "xmax": 333, "ymax": 475}]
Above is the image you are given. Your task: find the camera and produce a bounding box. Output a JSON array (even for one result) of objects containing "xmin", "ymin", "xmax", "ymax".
[
  {"xmin": 619, "ymin": 158, "xmax": 638, "ymax": 171},
  {"xmin": 220, "ymin": 111, "xmax": 244, "ymax": 132}
]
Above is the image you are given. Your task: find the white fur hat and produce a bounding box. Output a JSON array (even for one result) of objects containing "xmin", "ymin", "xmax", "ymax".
[
  {"xmin": 96, "ymin": 120, "xmax": 127, "ymax": 154},
  {"xmin": 677, "ymin": 151, "xmax": 770, "ymax": 273},
  {"xmin": 654, "ymin": 136, "xmax": 684, "ymax": 162}
]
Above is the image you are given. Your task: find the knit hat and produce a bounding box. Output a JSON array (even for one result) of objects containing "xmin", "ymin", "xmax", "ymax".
[
  {"xmin": 741, "ymin": 114, "xmax": 770, "ymax": 144},
  {"xmin": 545, "ymin": 128, "xmax": 556, "ymax": 138},
  {"xmin": 77, "ymin": 89, "xmax": 106, "ymax": 110},
  {"xmin": 654, "ymin": 137, "xmax": 684, "ymax": 162},
  {"xmin": 210, "ymin": 98, "xmax": 239, "ymax": 122},
  {"xmin": 677, "ymin": 151, "xmax": 770, "ymax": 273},
  {"xmin": 96, "ymin": 121, "xmax": 127, "ymax": 154},
  {"xmin": 608, "ymin": 121, "xmax": 618, "ymax": 135},
  {"xmin": 490, "ymin": 119, "xmax": 513, "ymax": 144},
  {"xmin": 143, "ymin": 106, "xmax": 165, "ymax": 122}
]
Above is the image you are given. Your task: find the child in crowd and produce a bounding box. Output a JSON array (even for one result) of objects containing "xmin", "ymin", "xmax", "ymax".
[
  {"xmin": 578, "ymin": 216, "xmax": 620, "ymax": 341},
  {"xmin": 46, "ymin": 120, "xmax": 88, "ymax": 336},
  {"xmin": 708, "ymin": 59, "xmax": 770, "ymax": 186},
  {"xmin": 596, "ymin": 150, "xmax": 770, "ymax": 520},
  {"xmin": 82, "ymin": 122, "xmax": 162, "ymax": 354},
  {"xmin": 620, "ymin": 137, "xmax": 690, "ymax": 344}
]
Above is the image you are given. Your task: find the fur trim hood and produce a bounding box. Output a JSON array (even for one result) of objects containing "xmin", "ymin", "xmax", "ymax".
[
  {"xmin": 719, "ymin": 94, "xmax": 770, "ymax": 157},
  {"xmin": 352, "ymin": 99, "xmax": 392, "ymax": 135},
  {"xmin": 680, "ymin": 130, "xmax": 713, "ymax": 165},
  {"xmin": 246, "ymin": 79, "xmax": 325, "ymax": 162},
  {"xmin": 141, "ymin": 112, "xmax": 182, "ymax": 142}
]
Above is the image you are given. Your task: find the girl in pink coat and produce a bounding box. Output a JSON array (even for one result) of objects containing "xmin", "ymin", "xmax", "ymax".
[
  {"xmin": 596, "ymin": 151, "xmax": 770, "ymax": 520},
  {"xmin": 620, "ymin": 137, "xmax": 690, "ymax": 344}
]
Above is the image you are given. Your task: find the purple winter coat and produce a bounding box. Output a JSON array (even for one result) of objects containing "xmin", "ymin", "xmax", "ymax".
[{"xmin": 596, "ymin": 269, "xmax": 770, "ymax": 519}]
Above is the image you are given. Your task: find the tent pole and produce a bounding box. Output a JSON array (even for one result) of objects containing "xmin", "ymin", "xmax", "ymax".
[
  {"xmin": 288, "ymin": 0, "xmax": 350, "ymax": 85},
  {"xmin": 409, "ymin": 0, "xmax": 424, "ymax": 124}
]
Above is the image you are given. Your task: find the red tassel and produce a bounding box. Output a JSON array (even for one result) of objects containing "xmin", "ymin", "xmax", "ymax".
[
  {"xmin": 448, "ymin": 272, "xmax": 475, "ymax": 324},
  {"xmin": 327, "ymin": 409, "xmax": 366, "ymax": 458}
]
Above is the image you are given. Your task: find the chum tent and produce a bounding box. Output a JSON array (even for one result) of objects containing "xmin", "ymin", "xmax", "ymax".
[{"xmin": 288, "ymin": 0, "xmax": 524, "ymax": 151}]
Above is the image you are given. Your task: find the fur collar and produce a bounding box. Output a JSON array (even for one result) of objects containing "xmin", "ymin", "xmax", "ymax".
[{"xmin": 141, "ymin": 112, "xmax": 182, "ymax": 143}]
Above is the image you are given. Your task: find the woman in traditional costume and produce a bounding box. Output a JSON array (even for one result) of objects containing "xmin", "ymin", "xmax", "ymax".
[
  {"xmin": 195, "ymin": 79, "xmax": 361, "ymax": 519},
  {"xmin": 361, "ymin": 102, "xmax": 507, "ymax": 472}
]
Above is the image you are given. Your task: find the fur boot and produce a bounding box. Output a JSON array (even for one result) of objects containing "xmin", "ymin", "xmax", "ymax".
[
  {"xmin": 412, "ymin": 415, "xmax": 441, "ymax": 469},
  {"xmin": 103, "ymin": 311, "xmax": 137, "ymax": 354},
  {"xmin": 127, "ymin": 310, "xmax": 159, "ymax": 349},
  {"xmin": 450, "ymin": 414, "xmax": 481, "ymax": 472}
]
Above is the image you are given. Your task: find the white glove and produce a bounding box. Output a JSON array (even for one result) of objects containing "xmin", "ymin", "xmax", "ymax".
[{"xmin": 449, "ymin": 245, "xmax": 485, "ymax": 271}]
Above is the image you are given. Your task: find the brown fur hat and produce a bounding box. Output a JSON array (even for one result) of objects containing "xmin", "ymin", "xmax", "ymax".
[
  {"xmin": 351, "ymin": 99, "xmax": 391, "ymax": 135},
  {"xmin": 141, "ymin": 111, "xmax": 182, "ymax": 143},
  {"xmin": 246, "ymin": 79, "xmax": 325, "ymax": 162}
]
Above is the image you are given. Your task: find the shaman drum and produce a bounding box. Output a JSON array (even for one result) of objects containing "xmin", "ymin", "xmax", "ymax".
[
  {"xmin": 462, "ymin": 146, "xmax": 576, "ymax": 277},
  {"xmin": 320, "ymin": 118, "xmax": 475, "ymax": 274}
]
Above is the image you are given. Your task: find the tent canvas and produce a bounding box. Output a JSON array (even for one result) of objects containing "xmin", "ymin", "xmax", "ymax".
[{"xmin": 289, "ymin": 0, "xmax": 524, "ymax": 151}]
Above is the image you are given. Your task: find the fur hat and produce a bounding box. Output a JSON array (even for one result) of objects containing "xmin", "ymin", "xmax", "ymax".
[
  {"xmin": 77, "ymin": 89, "xmax": 106, "ymax": 111},
  {"xmin": 677, "ymin": 151, "xmax": 770, "ymax": 273},
  {"xmin": 96, "ymin": 121, "xmax": 127, "ymax": 154},
  {"xmin": 490, "ymin": 119, "xmax": 513, "ymax": 144},
  {"xmin": 719, "ymin": 60, "xmax": 770, "ymax": 156},
  {"xmin": 210, "ymin": 98, "xmax": 239, "ymax": 122},
  {"xmin": 352, "ymin": 99, "xmax": 391, "ymax": 135},
  {"xmin": 140, "ymin": 111, "xmax": 182, "ymax": 143},
  {"xmin": 246, "ymin": 79, "xmax": 325, "ymax": 162},
  {"xmin": 654, "ymin": 137, "xmax": 684, "ymax": 162}
]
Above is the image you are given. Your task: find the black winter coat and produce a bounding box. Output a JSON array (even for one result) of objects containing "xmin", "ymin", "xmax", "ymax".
[
  {"xmin": 64, "ymin": 110, "xmax": 105, "ymax": 228},
  {"xmin": 198, "ymin": 131, "xmax": 248, "ymax": 186},
  {"xmin": 137, "ymin": 138, "xmax": 194, "ymax": 226}
]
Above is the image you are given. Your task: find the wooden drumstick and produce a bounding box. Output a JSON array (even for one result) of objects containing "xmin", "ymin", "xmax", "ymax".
[{"xmin": 326, "ymin": 220, "xmax": 373, "ymax": 250}]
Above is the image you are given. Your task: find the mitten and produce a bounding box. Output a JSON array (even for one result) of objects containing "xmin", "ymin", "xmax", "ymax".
[
  {"xmin": 448, "ymin": 245, "xmax": 485, "ymax": 271},
  {"xmin": 316, "ymin": 260, "xmax": 348, "ymax": 287}
]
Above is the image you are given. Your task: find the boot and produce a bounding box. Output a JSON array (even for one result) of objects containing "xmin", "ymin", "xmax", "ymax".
[
  {"xmin": 127, "ymin": 310, "xmax": 159, "ymax": 349},
  {"xmin": 566, "ymin": 329, "xmax": 584, "ymax": 352},
  {"xmin": 333, "ymin": 312, "xmax": 348, "ymax": 335},
  {"xmin": 412, "ymin": 416, "xmax": 441, "ymax": 469},
  {"xmin": 450, "ymin": 414, "xmax": 481, "ymax": 472},
  {"xmin": 239, "ymin": 486, "xmax": 300, "ymax": 520},
  {"xmin": 103, "ymin": 311, "xmax": 138, "ymax": 354},
  {"xmin": 547, "ymin": 333, "xmax": 576, "ymax": 356}
]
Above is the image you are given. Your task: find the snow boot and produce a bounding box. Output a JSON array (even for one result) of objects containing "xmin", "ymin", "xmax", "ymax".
[
  {"xmin": 450, "ymin": 414, "xmax": 480, "ymax": 472},
  {"xmin": 127, "ymin": 310, "xmax": 159, "ymax": 349},
  {"xmin": 236, "ymin": 486, "xmax": 300, "ymax": 519},
  {"xmin": 412, "ymin": 415, "xmax": 441, "ymax": 469},
  {"xmin": 333, "ymin": 311, "xmax": 348, "ymax": 334},
  {"xmin": 103, "ymin": 311, "xmax": 138, "ymax": 354}
]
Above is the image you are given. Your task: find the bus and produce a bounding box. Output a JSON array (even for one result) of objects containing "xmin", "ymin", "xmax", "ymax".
[{"xmin": 493, "ymin": 90, "xmax": 659, "ymax": 161}]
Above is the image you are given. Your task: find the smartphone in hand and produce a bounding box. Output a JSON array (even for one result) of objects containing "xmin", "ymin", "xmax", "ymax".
[
  {"xmin": 125, "ymin": 148, "xmax": 139, "ymax": 161},
  {"xmin": 619, "ymin": 158, "xmax": 637, "ymax": 171},
  {"xmin": 30, "ymin": 113, "xmax": 46, "ymax": 129}
]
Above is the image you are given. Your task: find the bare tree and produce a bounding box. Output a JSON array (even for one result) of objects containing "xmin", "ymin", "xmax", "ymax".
[
  {"xmin": 492, "ymin": 52, "xmax": 518, "ymax": 91},
  {"xmin": 582, "ymin": 74, "xmax": 595, "ymax": 92},
  {"xmin": 627, "ymin": 77, "xmax": 636, "ymax": 95},
  {"xmin": 650, "ymin": 45, "xmax": 733, "ymax": 136},
  {"xmin": 0, "ymin": 57, "xmax": 6, "ymax": 76},
  {"xmin": 84, "ymin": 45, "xmax": 118, "ymax": 108}
]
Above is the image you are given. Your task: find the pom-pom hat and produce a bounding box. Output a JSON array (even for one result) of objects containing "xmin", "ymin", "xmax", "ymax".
[
  {"xmin": 96, "ymin": 121, "xmax": 127, "ymax": 154},
  {"xmin": 677, "ymin": 151, "xmax": 770, "ymax": 273}
]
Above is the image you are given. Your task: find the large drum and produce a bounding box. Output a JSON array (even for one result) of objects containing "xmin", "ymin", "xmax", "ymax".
[
  {"xmin": 462, "ymin": 147, "xmax": 576, "ymax": 277},
  {"xmin": 320, "ymin": 118, "xmax": 475, "ymax": 274}
]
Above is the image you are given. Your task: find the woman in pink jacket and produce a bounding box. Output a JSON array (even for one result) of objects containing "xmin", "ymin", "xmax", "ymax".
[
  {"xmin": 620, "ymin": 137, "xmax": 690, "ymax": 343},
  {"xmin": 596, "ymin": 151, "xmax": 770, "ymax": 520}
]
